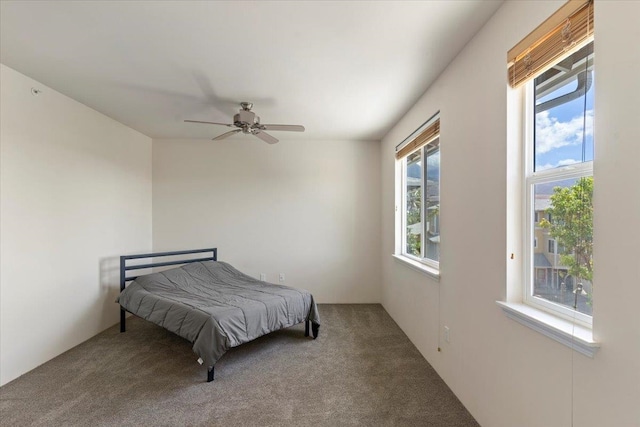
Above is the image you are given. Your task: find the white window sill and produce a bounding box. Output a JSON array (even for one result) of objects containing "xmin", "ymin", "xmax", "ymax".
[
  {"xmin": 496, "ymin": 301, "xmax": 599, "ymax": 357},
  {"xmin": 392, "ymin": 254, "xmax": 440, "ymax": 281}
]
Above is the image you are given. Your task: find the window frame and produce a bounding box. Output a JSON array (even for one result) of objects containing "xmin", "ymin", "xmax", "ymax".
[
  {"xmin": 522, "ymin": 60, "xmax": 594, "ymax": 327},
  {"xmin": 396, "ymin": 119, "xmax": 441, "ymax": 273}
]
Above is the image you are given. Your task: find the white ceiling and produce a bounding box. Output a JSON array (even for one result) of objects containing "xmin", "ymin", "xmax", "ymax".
[{"xmin": 0, "ymin": 1, "xmax": 502, "ymax": 141}]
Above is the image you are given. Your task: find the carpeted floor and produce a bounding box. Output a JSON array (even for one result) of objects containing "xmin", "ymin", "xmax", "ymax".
[{"xmin": 0, "ymin": 304, "xmax": 479, "ymax": 426}]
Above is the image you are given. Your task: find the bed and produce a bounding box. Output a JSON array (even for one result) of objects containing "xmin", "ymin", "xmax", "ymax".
[{"xmin": 117, "ymin": 247, "xmax": 320, "ymax": 382}]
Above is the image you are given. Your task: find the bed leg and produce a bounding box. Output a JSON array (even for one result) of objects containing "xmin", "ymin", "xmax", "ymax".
[
  {"xmin": 312, "ymin": 323, "xmax": 319, "ymax": 339},
  {"xmin": 120, "ymin": 308, "xmax": 126, "ymax": 333},
  {"xmin": 305, "ymin": 320, "xmax": 310, "ymax": 337},
  {"xmin": 207, "ymin": 366, "xmax": 214, "ymax": 382}
]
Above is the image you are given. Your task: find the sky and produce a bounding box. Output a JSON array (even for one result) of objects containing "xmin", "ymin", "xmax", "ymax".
[
  {"xmin": 534, "ymin": 66, "xmax": 594, "ymax": 172},
  {"xmin": 407, "ymin": 148, "xmax": 439, "ymax": 181}
]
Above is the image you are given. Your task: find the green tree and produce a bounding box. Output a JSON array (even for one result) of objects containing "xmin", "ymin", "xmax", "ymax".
[
  {"xmin": 405, "ymin": 187, "xmax": 440, "ymax": 257},
  {"xmin": 539, "ymin": 177, "xmax": 593, "ymax": 283},
  {"xmin": 406, "ymin": 187, "xmax": 421, "ymax": 256}
]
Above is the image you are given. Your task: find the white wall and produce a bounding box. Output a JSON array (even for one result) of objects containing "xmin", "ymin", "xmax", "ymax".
[
  {"xmin": 380, "ymin": 2, "xmax": 640, "ymax": 427},
  {"xmin": 0, "ymin": 65, "xmax": 153, "ymax": 386},
  {"xmin": 152, "ymin": 138, "xmax": 381, "ymax": 303}
]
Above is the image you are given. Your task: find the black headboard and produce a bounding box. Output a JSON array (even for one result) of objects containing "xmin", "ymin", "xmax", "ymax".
[{"xmin": 119, "ymin": 247, "xmax": 217, "ymax": 292}]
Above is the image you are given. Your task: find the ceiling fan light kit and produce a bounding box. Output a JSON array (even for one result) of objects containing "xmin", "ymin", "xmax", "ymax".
[{"xmin": 185, "ymin": 102, "xmax": 305, "ymax": 144}]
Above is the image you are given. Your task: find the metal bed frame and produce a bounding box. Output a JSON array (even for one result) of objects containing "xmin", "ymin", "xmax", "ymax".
[{"xmin": 119, "ymin": 247, "xmax": 318, "ymax": 382}]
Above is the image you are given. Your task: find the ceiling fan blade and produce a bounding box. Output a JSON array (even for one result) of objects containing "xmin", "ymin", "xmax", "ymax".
[
  {"xmin": 212, "ymin": 129, "xmax": 242, "ymax": 141},
  {"xmin": 261, "ymin": 124, "xmax": 305, "ymax": 132},
  {"xmin": 252, "ymin": 130, "xmax": 279, "ymax": 144},
  {"xmin": 185, "ymin": 119, "xmax": 234, "ymax": 127}
]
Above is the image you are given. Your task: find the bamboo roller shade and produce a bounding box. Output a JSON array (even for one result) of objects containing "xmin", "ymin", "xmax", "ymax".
[
  {"xmin": 395, "ymin": 119, "xmax": 440, "ymax": 160},
  {"xmin": 508, "ymin": 0, "xmax": 593, "ymax": 88}
]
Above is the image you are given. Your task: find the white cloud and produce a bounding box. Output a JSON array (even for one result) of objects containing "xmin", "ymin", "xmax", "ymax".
[
  {"xmin": 536, "ymin": 109, "xmax": 593, "ymax": 154},
  {"xmin": 537, "ymin": 158, "xmax": 582, "ymax": 171},
  {"xmin": 426, "ymin": 151, "xmax": 440, "ymax": 167},
  {"xmin": 557, "ymin": 158, "xmax": 581, "ymax": 166}
]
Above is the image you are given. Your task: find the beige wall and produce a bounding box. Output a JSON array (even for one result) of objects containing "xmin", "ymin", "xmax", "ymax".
[
  {"xmin": 380, "ymin": 1, "xmax": 640, "ymax": 426},
  {"xmin": 0, "ymin": 65, "xmax": 153, "ymax": 386},
  {"xmin": 152, "ymin": 138, "xmax": 381, "ymax": 303}
]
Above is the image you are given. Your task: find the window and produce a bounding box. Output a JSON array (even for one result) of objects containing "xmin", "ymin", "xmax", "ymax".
[
  {"xmin": 525, "ymin": 40, "xmax": 594, "ymax": 323},
  {"xmin": 501, "ymin": 0, "xmax": 598, "ymax": 355},
  {"xmin": 396, "ymin": 116, "xmax": 440, "ymax": 272}
]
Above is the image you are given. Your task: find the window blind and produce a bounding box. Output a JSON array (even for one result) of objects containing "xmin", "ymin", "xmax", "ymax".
[
  {"xmin": 508, "ymin": 0, "xmax": 593, "ymax": 88},
  {"xmin": 395, "ymin": 119, "xmax": 440, "ymax": 160}
]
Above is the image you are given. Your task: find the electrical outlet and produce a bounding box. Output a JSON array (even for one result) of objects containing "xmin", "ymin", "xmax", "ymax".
[
  {"xmin": 260, "ymin": 273, "xmax": 266, "ymax": 281},
  {"xmin": 279, "ymin": 273, "xmax": 285, "ymax": 282},
  {"xmin": 444, "ymin": 326, "xmax": 450, "ymax": 343}
]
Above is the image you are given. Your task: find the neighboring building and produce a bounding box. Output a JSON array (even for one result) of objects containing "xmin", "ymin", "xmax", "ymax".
[
  {"xmin": 533, "ymin": 196, "xmax": 569, "ymax": 291},
  {"xmin": 533, "ymin": 195, "xmax": 592, "ymax": 314}
]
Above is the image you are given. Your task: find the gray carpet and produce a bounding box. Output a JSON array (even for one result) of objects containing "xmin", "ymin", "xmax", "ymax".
[{"xmin": 0, "ymin": 304, "xmax": 479, "ymax": 426}]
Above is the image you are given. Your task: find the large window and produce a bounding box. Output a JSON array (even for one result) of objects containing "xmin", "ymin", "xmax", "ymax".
[
  {"xmin": 396, "ymin": 116, "xmax": 440, "ymax": 271},
  {"xmin": 525, "ymin": 40, "xmax": 594, "ymax": 324}
]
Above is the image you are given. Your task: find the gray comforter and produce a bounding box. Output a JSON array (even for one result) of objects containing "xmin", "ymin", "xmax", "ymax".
[{"xmin": 117, "ymin": 261, "xmax": 320, "ymax": 368}]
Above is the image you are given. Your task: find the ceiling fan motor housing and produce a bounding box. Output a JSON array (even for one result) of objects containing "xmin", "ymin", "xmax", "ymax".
[
  {"xmin": 234, "ymin": 110, "xmax": 259, "ymax": 129},
  {"xmin": 185, "ymin": 101, "xmax": 302, "ymax": 143}
]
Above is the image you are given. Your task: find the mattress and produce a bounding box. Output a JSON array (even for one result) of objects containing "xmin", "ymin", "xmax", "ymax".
[{"xmin": 117, "ymin": 260, "xmax": 320, "ymax": 367}]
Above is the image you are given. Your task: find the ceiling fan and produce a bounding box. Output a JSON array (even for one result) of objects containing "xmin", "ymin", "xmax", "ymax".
[{"xmin": 184, "ymin": 102, "xmax": 305, "ymax": 144}]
